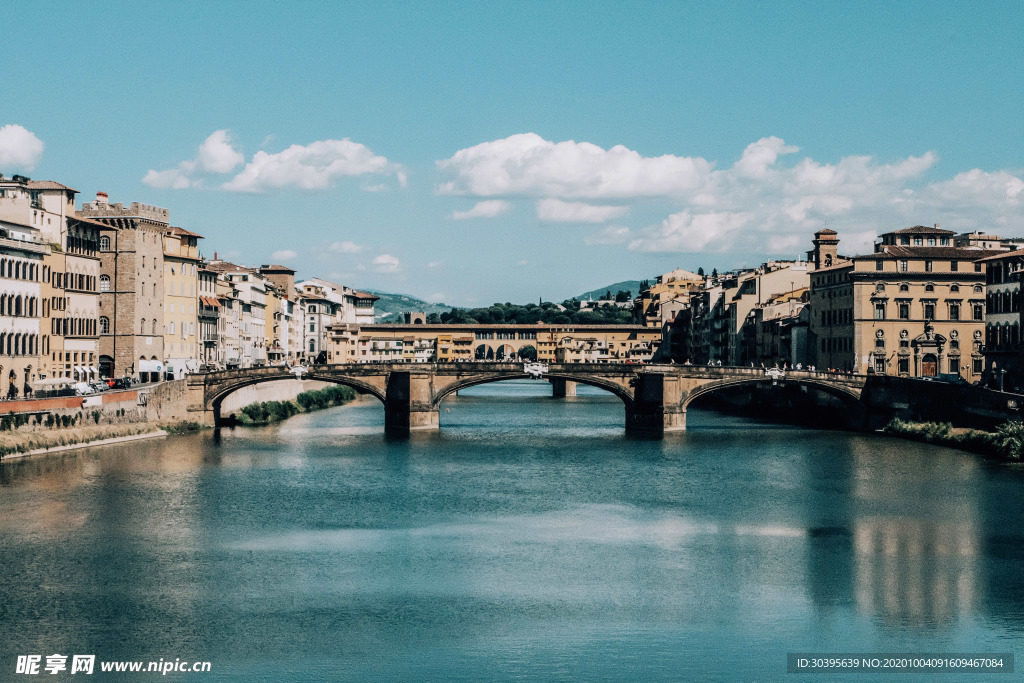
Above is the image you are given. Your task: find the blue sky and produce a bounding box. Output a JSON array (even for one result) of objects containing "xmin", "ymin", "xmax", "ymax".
[{"xmin": 1, "ymin": 1, "xmax": 1022, "ymax": 305}]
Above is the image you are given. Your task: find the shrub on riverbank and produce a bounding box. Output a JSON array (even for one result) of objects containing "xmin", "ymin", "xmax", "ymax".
[
  {"xmin": 162, "ymin": 421, "xmax": 209, "ymax": 435},
  {"xmin": 881, "ymin": 418, "xmax": 1024, "ymax": 458},
  {"xmin": 0, "ymin": 424, "xmax": 159, "ymax": 459},
  {"xmin": 236, "ymin": 385, "xmax": 357, "ymax": 426}
]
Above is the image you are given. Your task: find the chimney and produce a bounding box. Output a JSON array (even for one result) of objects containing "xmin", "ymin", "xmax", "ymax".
[
  {"xmin": 934, "ymin": 223, "xmax": 940, "ymax": 229},
  {"xmin": 96, "ymin": 191, "xmax": 109, "ymax": 205}
]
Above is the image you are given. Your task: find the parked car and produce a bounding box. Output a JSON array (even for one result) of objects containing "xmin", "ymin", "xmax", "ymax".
[
  {"xmin": 90, "ymin": 381, "xmax": 109, "ymax": 393},
  {"xmin": 107, "ymin": 377, "xmax": 133, "ymax": 390},
  {"xmin": 73, "ymin": 382, "xmax": 95, "ymax": 396}
]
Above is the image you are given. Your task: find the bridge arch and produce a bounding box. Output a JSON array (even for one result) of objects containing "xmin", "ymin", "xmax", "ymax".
[
  {"xmin": 432, "ymin": 372, "xmax": 635, "ymax": 410},
  {"xmin": 682, "ymin": 375, "xmax": 864, "ymax": 416},
  {"xmin": 204, "ymin": 371, "xmax": 387, "ymax": 422}
]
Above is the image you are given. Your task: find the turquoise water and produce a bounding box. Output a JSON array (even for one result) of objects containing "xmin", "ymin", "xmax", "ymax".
[{"xmin": 1, "ymin": 381, "xmax": 1022, "ymax": 681}]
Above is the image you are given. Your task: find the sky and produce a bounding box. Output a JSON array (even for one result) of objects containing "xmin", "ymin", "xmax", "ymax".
[{"xmin": 1, "ymin": 1, "xmax": 1022, "ymax": 306}]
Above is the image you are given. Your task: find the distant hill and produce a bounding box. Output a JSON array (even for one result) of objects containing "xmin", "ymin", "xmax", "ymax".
[
  {"xmin": 574, "ymin": 279, "xmax": 648, "ymax": 302},
  {"xmin": 368, "ymin": 290, "xmax": 452, "ymax": 322}
]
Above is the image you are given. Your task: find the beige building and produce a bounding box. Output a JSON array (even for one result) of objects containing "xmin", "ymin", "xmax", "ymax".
[
  {"xmin": 79, "ymin": 192, "xmax": 168, "ymax": 381},
  {"xmin": 0, "ymin": 176, "xmax": 48, "ymax": 397},
  {"xmin": 332, "ymin": 324, "xmax": 661, "ymax": 364},
  {"xmin": 809, "ymin": 226, "xmax": 998, "ymax": 379},
  {"xmin": 163, "ymin": 226, "xmax": 203, "ymax": 379}
]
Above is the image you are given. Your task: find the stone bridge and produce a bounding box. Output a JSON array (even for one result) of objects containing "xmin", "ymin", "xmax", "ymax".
[{"xmin": 184, "ymin": 363, "xmax": 868, "ymax": 436}]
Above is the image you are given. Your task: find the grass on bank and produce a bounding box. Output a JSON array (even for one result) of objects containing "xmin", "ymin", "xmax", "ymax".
[
  {"xmin": 0, "ymin": 423, "xmax": 161, "ymax": 459},
  {"xmin": 234, "ymin": 385, "xmax": 357, "ymax": 426},
  {"xmin": 883, "ymin": 418, "xmax": 1024, "ymax": 460}
]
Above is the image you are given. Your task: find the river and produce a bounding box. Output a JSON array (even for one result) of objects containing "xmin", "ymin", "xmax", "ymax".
[{"xmin": 1, "ymin": 381, "xmax": 1022, "ymax": 681}]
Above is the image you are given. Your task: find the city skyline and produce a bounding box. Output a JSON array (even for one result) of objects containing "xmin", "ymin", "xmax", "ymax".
[{"xmin": 1, "ymin": 2, "xmax": 1022, "ymax": 305}]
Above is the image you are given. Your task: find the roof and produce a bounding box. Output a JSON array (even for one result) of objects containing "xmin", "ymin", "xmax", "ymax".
[
  {"xmin": 352, "ymin": 291, "xmax": 380, "ymax": 300},
  {"xmin": 199, "ymin": 296, "xmax": 221, "ymax": 307},
  {"xmin": 814, "ymin": 228, "xmax": 838, "ymax": 235},
  {"xmin": 204, "ymin": 260, "xmax": 252, "ymax": 274},
  {"xmin": 975, "ymin": 249, "xmax": 1024, "ymax": 263},
  {"xmin": 68, "ymin": 214, "xmax": 113, "ymax": 229},
  {"xmin": 888, "ymin": 225, "xmax": 956, "ymax": 236},
  {"xmin": 865, "ymin": 246, "xmax": 1004, "ymax": 259},
  {"xmin": 167, "ymin": 226, "xmax": 204, "ymax": 238},
  {"xmin": 27, "ymin": 180, "xmax": 78, "ymax": 193},
  {"xmin": 259, "ymin": 264, "xmax": 296, "ymax": 273}
]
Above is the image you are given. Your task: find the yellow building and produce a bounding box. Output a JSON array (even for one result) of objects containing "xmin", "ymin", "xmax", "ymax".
[
  {"xmin": 163, "ymin": 226, "xmax": 202, "ymax": 379},
  {"xmin": 331, "ymin": 324, "xmax": 661, "ymax": 364},
  {"xmin": 809, "ymin": 226, "xmax": 998, "ymax": 380}
]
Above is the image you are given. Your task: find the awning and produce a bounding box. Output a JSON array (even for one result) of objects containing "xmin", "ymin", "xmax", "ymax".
[
  {"xmin": 200, "ymin": 296, "xmax": 221, "ymax": 307},
  {"xmin": 73, "ymin": 366, "xmax": 84, "ymax": 377},
  {"xmin": 89, "ymin": 366, "xmax": 99, "ymax": 375}
]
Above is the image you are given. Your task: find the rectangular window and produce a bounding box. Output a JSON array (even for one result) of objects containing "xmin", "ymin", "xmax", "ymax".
[
  {"xmin": 949, "ymin": 358, "xmax": 959, "ymax": 374},
  {"xmin": 949, "ymin": 304, "xmax": 960, "ymax": 321},
  {"xmin": 925, "ymin": 260, "xmax": 933, "ymax": 272},
  {"xmin": 900, "ymin": 260, "xmax": 908, "ymax": 273},
  {"xmin": 875, "ymin": 357, "xmax": 886, "ymax": 374},
  {"xmin": 901, "ymin": 236, "xmax": 910, "ymax": 245},
  {"xmin": 875, "ymin": 260, "xmax": 883, "ymax": 271},
  {"xmin": 974, "ymin": 304, "xmax": 984, "ymax": 321},
  {"xmin": 924, "ymin": 303, "xmax": 935, "ymax": 320},
  {"xmin": 914, "ymin": 237, "xmax": 923, "ymax": 246},
  {"xmin": 927, "ymin": 237, "xmax": 936, "ymax": 246},
  {"xmin": 899, "ymin": 357, "xmax": 910, "ymax": 373},
  {"xmin": 874, "ymin": 303, "xmax": 885, "ymax": 320},
  {"xmin": 899, "ymin": 303, "xmax": 909, "ymax": 319},
  {"xmin": 974, "ymin": 357, "xmax": 983, "ymax": 373},
  {"xmin": 951, "ymin": 260, "xmax": 959, "ymax": 272},
  {"xmin": 975, "ymin": 263, "xmax": 982, "ymax": 272}
]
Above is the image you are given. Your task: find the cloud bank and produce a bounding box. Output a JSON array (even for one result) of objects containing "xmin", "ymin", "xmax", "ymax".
[
  {"xmin": 438, "ymin": 133, "xmax": 1024, "ymax": 253},
  {"xmin": 144, "ymin": 132, "xmax": 405, "ymax": 193}
]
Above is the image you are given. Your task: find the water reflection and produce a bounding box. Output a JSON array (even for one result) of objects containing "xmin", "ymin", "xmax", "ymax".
[{"xmin": 1, "ymin": 382, "xmax": 1022, "ymax": 680}]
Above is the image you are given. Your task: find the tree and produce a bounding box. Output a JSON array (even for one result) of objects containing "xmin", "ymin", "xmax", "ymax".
[
  {"xmin": 615, "ymin": 290, "xmax": 631, "ymax": 302},
  {"xmin": 518, "ymin": 345, "xmax": 538, "ymax": 361},
  {"xmin": 697, "ymin": 267, "xmax": 705, "ymax": 277},
  {"xmin": 711, "ymin": 268, "xmax": 718, "ymax": 279}
]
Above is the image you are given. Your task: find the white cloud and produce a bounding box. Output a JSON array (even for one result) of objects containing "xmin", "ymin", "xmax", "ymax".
[
  {"xmin": 143, "ymin": 129, "xmax": 244, "ymax": 189},
  {"xmin": 584, "ymin": 225, "xmax": 632, "ymax": 245},
  {"xmin": 629, "ymin": 211, "xmax": 752, "ymax": 252},
  {"xmin": 223, "ymin": 138, "xmax": 404, "ymax": 193},
  {"xmin": 536, "ymin": 198, "xmax": 629, "ymax": 223},
  {"xmin": 0, "ymin": 124, "xmax": 44, "ymax": 172},
  {"xmin": 451, "ymin": 199, "xmax": 511, "ymax": 220},
  {"xmin": 439, "ymin": 133, "xmax": 1024, "ymax": 253},
  {"xmin": 329, "ymin": 240, "xmax": 363, "ymax": 254},
  {"xmin": 197, "ymin": 130, "xmax": 245, "ymax": 174},
  {"xmin": 271, "ymin": 249, "xmax": 297, "ymax": 261},
  {"xmin": 371, "ymin": 253, "xmax": 400, "ymax": 273},
  {"xmin": 517, "ymin": 260, "xmax": 528, "ymax": 267},
  {"xmin": 427, "ymin": 260, "xmax": 443, "ymax": 269},
  {"xmin": 437, "ymin": 132, "xmax": 710, "ymax": 198}
]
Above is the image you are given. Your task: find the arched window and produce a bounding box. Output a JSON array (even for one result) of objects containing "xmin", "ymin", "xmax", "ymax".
[
  {"xmin": 99, "ymin": 316, "xmax": 109, "ymax": 334},
  {"xmin": 141, "ymin": 318, "xmax": 147, "ymax": 334},
  {"xmin": 152, "ymin": 320, "xmax": 158, "ymax": 335},
  {"xmin": 100, "ymin": 235, "xmax": 110, "ymax": 251},
  {"xmin": 100, "ymin": 275, "xmax": 110, "ymax": 292}
]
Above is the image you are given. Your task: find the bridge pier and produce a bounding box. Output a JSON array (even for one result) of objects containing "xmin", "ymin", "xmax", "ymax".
[
  {"xmin": 384, "ymin": 370, "xmax": 440, "ymax": 434},
  {"xmin": 550, "ymin": 378, "xmax": 577, "ymax": 397},
  {"xmin": 625, "ymin": 373, "xmax": 687, "ymax": 435}
]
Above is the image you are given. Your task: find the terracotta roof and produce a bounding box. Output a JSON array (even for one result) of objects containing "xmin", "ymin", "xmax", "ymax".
[
  {"xmin": 867, "ymin": 246, "xmax": 1005, "ymax": 259},
  {"xmin": 352, "ymin": 291, "xmax": 380, "ymax": 300},
  {"xmin": 814, "ymin": 228, "xmax": 838, "ymax": 235},
  {"xmin": 68, "ymin": 215, "xmax": 111, "ymax": 229},
  {"xmin": 259, "ymin": 264, "xmax": 296, "ymax": 273},
  {"xmin": 167, "ymin": 226, "xmax": 204, "ymax": 238},
  {"xmin": 975, "ymin": 250, "xmax": 1024, "ymax": 263},
  {"xmin": 27, "ymin": 180, "xmax": 78, "ymax": 193},
  {"xmin": 888, "ymin": 225, "xmax": 956, "ymax": 235}
]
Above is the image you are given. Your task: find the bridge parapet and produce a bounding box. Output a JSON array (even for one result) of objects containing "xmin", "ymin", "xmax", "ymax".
[{"xmin": 186, "ymin": 363, "xmax": 870, "ymax": 435}]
